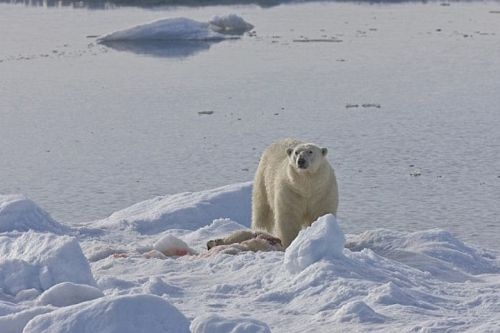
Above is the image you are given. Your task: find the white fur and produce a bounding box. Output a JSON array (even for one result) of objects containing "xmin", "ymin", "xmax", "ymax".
[{"xmin": 251, "ymin": 139, "xmax": 339, "ymax": 247}]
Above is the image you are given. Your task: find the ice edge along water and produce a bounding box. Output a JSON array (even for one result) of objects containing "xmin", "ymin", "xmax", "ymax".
[{"xmin": 1, "ymin": 182, "xmax": 500, "ymax": 333}]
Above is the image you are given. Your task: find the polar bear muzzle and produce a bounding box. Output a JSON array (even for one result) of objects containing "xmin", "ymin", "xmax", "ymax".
[{"xmin": 297, "ymin": 157, "xmax": 307, "ymax": 169}]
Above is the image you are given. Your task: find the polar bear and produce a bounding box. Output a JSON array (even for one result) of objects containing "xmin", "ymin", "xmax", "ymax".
[{"xmin": 251, "ymin": 139, "xmax": 339, "ymax": 248}]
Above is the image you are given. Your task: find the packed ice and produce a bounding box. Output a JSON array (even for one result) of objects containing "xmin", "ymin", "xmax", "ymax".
[{"xmin": 1, "ymin": 184, "xmax": 499, "ymax": 332}]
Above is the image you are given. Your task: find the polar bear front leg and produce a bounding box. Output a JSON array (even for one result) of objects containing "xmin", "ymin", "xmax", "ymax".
[
  {"xmin": 276, "ymin": 222, "xmax": 302, "ymax": 248},
  {"xmin": 251, "ymin": 178, "xmax": 274, "ymax": 233},
  {"xmin": 274, "ymin": 191, "xmax": 304, "ymax": 248}
]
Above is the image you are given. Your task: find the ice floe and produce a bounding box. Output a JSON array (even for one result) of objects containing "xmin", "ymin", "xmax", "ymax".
[
  {"xmin": 98, "ymin": 15, "xmax": 253, "ymax": 42},
  {"xmin": 0, "ymin": 183, "xmax": 499, "ymax": 332}
]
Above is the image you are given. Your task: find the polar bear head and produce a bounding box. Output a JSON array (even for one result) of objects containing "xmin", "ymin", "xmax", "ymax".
[{"xmin": 286, "ymin": 143, "xmax": 328, "ymax": 173}]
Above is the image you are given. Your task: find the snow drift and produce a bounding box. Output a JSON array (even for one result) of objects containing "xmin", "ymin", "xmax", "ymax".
[
  {"xmin": 0, "ymin": 195, "xmax": 69, "ymax": 234},
  {"xmin": 38, "ymin": 282, "xmax": 104, "ymax": 307},
  {"xmin": 284, "ymin": 214, "xmax": 346, "ymax": 274},
  {"xmin": 23, "ymin": 294, "xmax": 190, "ymax": 333},
  {"xmin": 190, "ymin": 314, "xmax": 271, "ymax": 333},
  {"xmin": 93, "ymin": 182, "xmax": 252, "ymax": 234},
  {"xmin": 0, "ymin": 232, "xmax": 95, "ymax": 296}
]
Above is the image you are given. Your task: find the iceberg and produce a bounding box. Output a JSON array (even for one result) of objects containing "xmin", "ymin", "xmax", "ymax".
[{"xmin": 98, "ymin": 15, "xmax": 253, "ymax": 42}]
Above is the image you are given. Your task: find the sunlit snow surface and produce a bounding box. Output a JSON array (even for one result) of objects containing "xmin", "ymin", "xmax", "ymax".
[{"xmin": 1, "ymin": 185, "xmax": 500, "ymax": 332}]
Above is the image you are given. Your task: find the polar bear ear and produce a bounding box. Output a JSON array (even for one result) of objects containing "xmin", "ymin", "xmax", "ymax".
[
  {"xmin": 321, "ymin": 147, "xmax": 328, "ymax": 156},
  {"xmin": 286, "ymin": 148, "xmax": 294, "ymax": 156}
]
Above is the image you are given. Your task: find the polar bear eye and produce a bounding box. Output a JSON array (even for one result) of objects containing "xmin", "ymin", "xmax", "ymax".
[
  {"xmin": 295, "ymin": 151, "xmax": 299, "ymax": 155},
  {"xmin": 308, "ymin": 150, "xmax": 313, "ymax": 154}
]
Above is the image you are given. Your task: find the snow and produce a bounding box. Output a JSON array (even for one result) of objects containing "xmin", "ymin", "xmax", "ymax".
[
  {"xmin": 345, "ymin": 228, "xmax": 500, "ymax": 281},
  {"xmin": 190, "ymin": 314, "xmax": 271, "ymax": 333},
  {"xmin": 1, "ymin": 184, "xmax": 499, "ymax": 332},
  {"xmin": 23, "ymin": 294, "xmax": 190, "ymax": 333},
  {"xmin": 93, "ymin": 182, "xmax": 252, "ymax": 234},
  {"xmin": 0, "ymin": 306, "xmax": 54, "ymax": 333},
  {"xmin": 331, "ymin": 301, "xmax": 387, "ymax": 324},
  {"xmin": 284, "ymin": 214, "xmax": 345, "ymax": 274},
  {"xmin": 152, "ymin": 234, "xmax": 195, "ymax": 257},
  {"xmin": 98, "ymin": 15, "xmax": 253, "ymax": 42},
  {"xmin": 38, "ymin": 282, "xmax": 104, "ymax": 307},
  {"xmin": 0, "ymin": 195, "xmax": 69, "ymax": 234},
  {"xmin": 0, "ymin": 232, "xmax": 96, "ymax": 296}
]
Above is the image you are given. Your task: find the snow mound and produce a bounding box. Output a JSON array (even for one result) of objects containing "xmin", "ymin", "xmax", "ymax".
[
  {"xmin": 190, "ymin": 314, "xmax": 271, "ymax": 333},
  {"xmin": 346, "ymin": 228, "xmax": 500, "ymax": 281},
  {"xmin": 95, "ymin": 182, "xmax": 252, "ymax": 234},
  {"xmin": 332, "ymin": 301, "xmax": 387, "ymax": 323},
  {"xmin": 152, "ymin": 234, "xmax": 195, "ymax": 256},
  {"xmin": 364, "ymin": 282, "xmax": 437, "ymax": 310},
  {"xmin": 84, "ymin": 244, "xmax": 127, "ymax": 263},
  {"xmin": 23, "ymin": 294, "xmax": 190, "ymax": 333},
  {"xmin": 284, "ymin": 214, "xmax": 345, "ymax": 274},
  {"xmin": 0, "ymin": 306, "xmax": 54, "ymax": 333},
  {"xmin": 0, "ymin": 232, "xmax": 95, "ymax": 295},
  {"xmin": 0, "ymin": 195, "xmax": 69, "ymax": 234},
  {"xmin": 98, "ymin": 15, "xmax": 253, "ymax": 43},
  {"xmin": 182, "ymin": 218, "xmax": 249, "ymax": 250},
  {"xmin": 38, "ymin": 282, "xmax": 104, "ymax": 307},
  {"xmin": 15, "ymin": 288, "xmax": 41, "ymax": 302},
  {"xmin": 142, "ymin": 277, "xmax": 183, "ymax": 297}
]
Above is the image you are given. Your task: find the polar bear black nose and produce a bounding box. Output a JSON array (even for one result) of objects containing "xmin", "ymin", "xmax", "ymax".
[{"xmin": 298, "ymin": 158, "xmax": 306, "ymax": 168}]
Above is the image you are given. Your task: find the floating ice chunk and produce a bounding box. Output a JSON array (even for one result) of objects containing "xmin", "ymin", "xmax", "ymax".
[
  {"xmin": 209, "ymin": 14, "xmax": 254, "ymax": 35},
  {"xmin": 38, "ymin": 282, "xmax": 104, "ymax": 307},
  {"xmin": 0, "ymin": 194, "xmax": 69, "ymax": 234},
  {"xmin": 98, "ymin": 18, "xmax": 217, "ymax": 42},
  {"xmin": 0, "ymin": 232, "xmax": 96, "ymax": 295},
  {"xmin": 23, "ymin": 294, "xmax": 190, "ymax": 333},
  {"xmin": 190, "ymin": 314, "xmax": 271, "ymax": 333},
  {"xmin": 98, "ymin": 15, "xmax": 253, "ymax": 43},
  {"xmin": 284, "ymin": 214, "xmax": 345, "ymax": 274}
]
